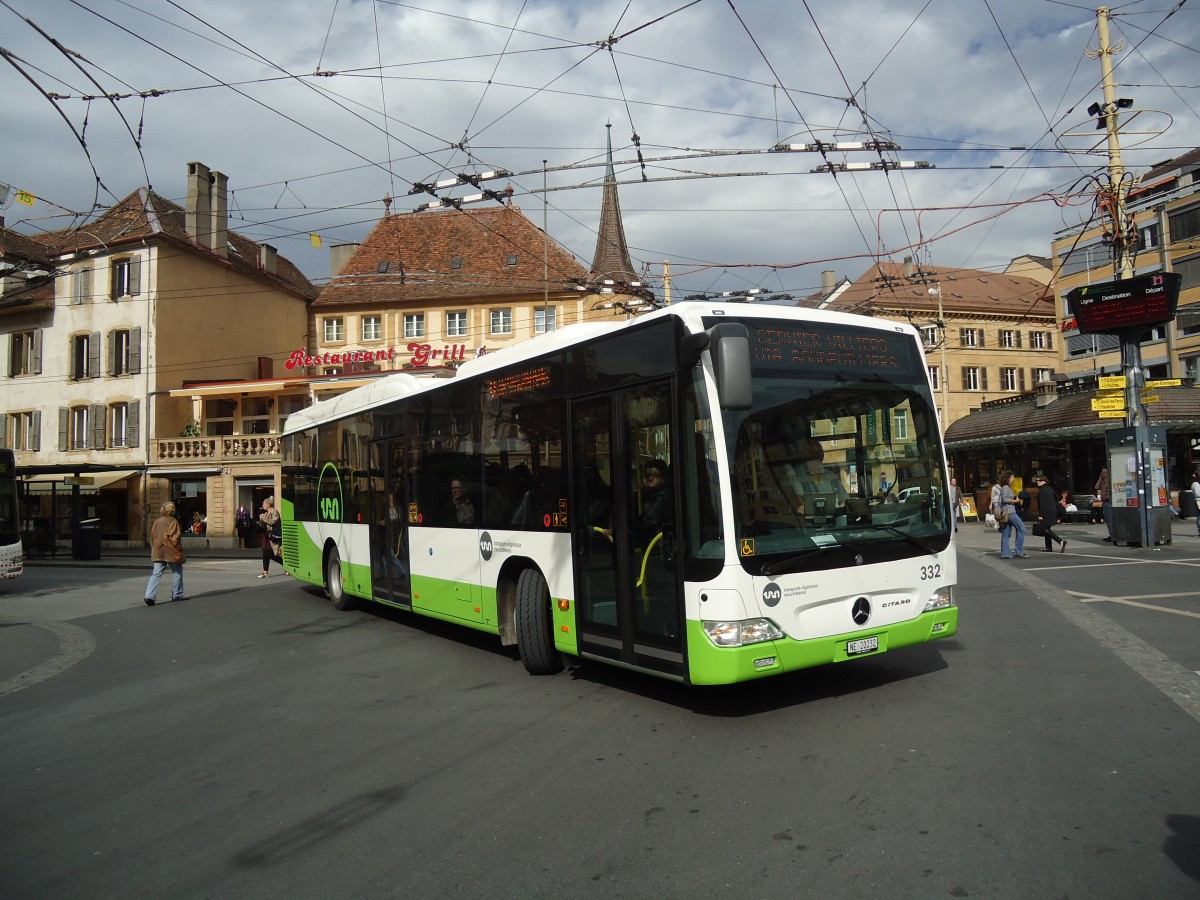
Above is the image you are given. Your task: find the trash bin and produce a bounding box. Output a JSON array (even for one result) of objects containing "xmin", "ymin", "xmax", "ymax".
[
  {"xmin": 1179, "ymin": 489, "xmax": 1198, "ymax": 520},
  {"xmin": 73, "ymin": 518, "xmax": 102, "ymax": 560}
]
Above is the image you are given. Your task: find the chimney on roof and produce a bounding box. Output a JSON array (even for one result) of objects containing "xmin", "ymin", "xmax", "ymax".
[
  {"xmin": 260, "ymin": 243, "xmax": 277, "ymax": 275},
  {"xmin": 330, "ymin": 243, "xmax": 360, "ymax": 276},
  {"xmin": 186, "ymin": 161, "xmax": 212, "ymax": 248},
  {"xmin": 1035, "ymin": 375, "xmax": 1058, "ymax": 409},
  {"xmin": 821, "ymin": 270, "xmax": 836, "ymax": 294},
  {"xmin": 903, "ymin": 256, "xmax": 915, "ymax": 279},
  {"xmin": 210, "ymin": 170, "xmax": 228, "ymax": 258}
]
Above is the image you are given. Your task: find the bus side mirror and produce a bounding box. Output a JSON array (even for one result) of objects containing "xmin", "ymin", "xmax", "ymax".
[{"xmin": 710, "ymin": 324, "xmax": 752, "ymax": 410}]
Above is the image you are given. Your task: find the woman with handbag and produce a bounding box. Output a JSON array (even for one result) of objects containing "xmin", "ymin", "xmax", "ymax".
[
  {"xmin": 998, "ymin": 471, "xmax": 1027, "ymax": 558},
  {"xmin": 258, "ymin": 495, "xmax": 285, "ymax": 578}
]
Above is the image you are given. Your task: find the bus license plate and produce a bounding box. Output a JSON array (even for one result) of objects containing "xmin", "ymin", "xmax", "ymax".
[{"xmin": 847, "ymin": 636, "xmax": 879, "ymax": 656}]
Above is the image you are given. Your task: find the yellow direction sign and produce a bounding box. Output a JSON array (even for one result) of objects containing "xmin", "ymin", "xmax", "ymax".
[
  {"xmin": 1142, "ymin": 394, "xmax": 1160, "ymax": 404},
  {"xmin": 1098, "ymin": 375, "xmax": 1127, "ymax": 390},
  {"xmin": 1091, "ymin": 397, "xmax": 1126, "ymax": 411},
  {"xmin": 1145, "ymin": 379, "xmax": 1181, "ymax": 389},
  {"xmin": 1097, "ymin": 410, "xmax": 1126, "ymax": 419}
]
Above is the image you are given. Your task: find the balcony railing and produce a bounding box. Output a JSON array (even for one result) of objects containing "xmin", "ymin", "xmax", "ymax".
[{"xmin": 153, "ymin": 433, "xmax": 282, "ymax": 465}]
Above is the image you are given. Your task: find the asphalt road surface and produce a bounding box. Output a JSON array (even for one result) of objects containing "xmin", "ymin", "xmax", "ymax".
[{"xmin": 1, "ymin": 533, "xmax": 1198, "ymax": 899}]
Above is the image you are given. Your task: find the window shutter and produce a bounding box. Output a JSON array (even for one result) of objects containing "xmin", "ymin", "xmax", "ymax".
[
  {"xmin": 107, "ymin": 330, "xmax": 117, "ymax": 376},
  {"xmin": 88, "ymin": 332, "xmax": 101, "ymax": 379},
  {"xmin": 129, "ymin": 326, "xmax": 142, "ymax": 374},
  {"xmin": 1019, "ymin": 369, "xmax": 1026, "ymax": 391},
  {"xmin": 31, "ymin": 329, "xmax": 42, "ymax": 374},
  {"xmin": 977, "ymin": 329, "xmax": 986, "ymax": 348},
  {"xmin": 981, "ymin": 367, "xmax": 989, "ymax": 390},
  {"xmin": 961, "ymin": 367, "xmax": 970, "ymax": 390},
  {"xmin": 1016, "ymin": 331, "xmax": 1023, "ymax": 348},
  {"xmin": 58, "ymin": 408, "xmax": 69, "ymax": 452},
  {"xmin": 959, "ymin": 328, "xmax": 968, "ymax": 347},
  {"xmin": 127, "ymin": 400, "xmax": 140, "ymax": 449},
  {"xmin": 90, "ymin": 403, "xmax": 106, "ymax": 449},
  {"xmin": 0, "ymin": 414, "xmax": 7, "ymax": 449},
  {"xmin": 1046, "ymin": 331, "xmax": 1053, "ymax": 350},
  {"xmin": 129, "ymin": 257, "xmax": 141, "ymax": 295},
  {"xmin": 4, "ymin": 335, "xmax": 11, "ymax": 378},
  {"xmin": 31, "ymin": 410, "xmax": 41, "ymax": 451}
]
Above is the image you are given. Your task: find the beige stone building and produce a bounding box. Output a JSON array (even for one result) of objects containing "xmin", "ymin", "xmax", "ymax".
[
  {"xmin": 1, "ymin": 161, "xmax": 315, "ymax": 550},
  {"xmin": 819, "ymin": 258, "xmax": 1058, "ymax": 430}
]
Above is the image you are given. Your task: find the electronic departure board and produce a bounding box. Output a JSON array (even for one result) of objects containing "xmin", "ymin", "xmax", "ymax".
[{"xmin": 1067, "ymin": 272, "xmax": 1181, "ymax": 335}]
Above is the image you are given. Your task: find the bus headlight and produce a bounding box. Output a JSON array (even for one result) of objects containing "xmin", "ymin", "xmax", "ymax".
[
  {"xmin": 702, "ymin": 618, "xmax": 784, "ymax": 648},
  {"xmin": 924, "ymin": 587, "xmax": 954, "ymax": 612}
]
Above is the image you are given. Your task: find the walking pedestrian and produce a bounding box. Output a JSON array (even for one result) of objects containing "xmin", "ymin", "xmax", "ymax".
[
  {"xmin": 143, "ymin": 501, "xmax": 186, "ymax": 605},
  {"xmin": 1035, "ymin": 474, "xmax": 1066, "ymax": 553},
  {"xmin": 258, "ymin": 496, "xmax": 284, "ymax": 578},
  {"xmin": 998, "ymin": 470, "xmax": 1027, "ymax": 558},
  {"xmin": 1192, "ymin": 472, "xmax": 1200, "ymax": 538},
  {"xmin": 1096, "ymin": 468, "xmax": 1114, "ymax": 542},
  {"xmin": 950, "ymin": 476, "xmax": 964, "ymax": 533}
]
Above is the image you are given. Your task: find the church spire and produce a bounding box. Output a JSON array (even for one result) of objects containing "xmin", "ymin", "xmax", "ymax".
[{"xmin": 588, "ymin": 124, "xmax": 641, "ymax": 289}]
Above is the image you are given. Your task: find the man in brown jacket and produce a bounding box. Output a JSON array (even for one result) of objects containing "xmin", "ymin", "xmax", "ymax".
[{"xmin": 143, "ymin": 500, "xmax": 186, "ymax": 605}]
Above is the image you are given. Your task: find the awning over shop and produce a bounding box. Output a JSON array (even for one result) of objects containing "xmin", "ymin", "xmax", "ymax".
[{"xmin": 20, "ymin": 469, "xmax": 140, "ymax": 494}]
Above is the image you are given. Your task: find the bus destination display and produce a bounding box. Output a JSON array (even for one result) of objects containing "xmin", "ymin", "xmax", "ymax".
[
  {"xmin": 1067, "ymin": 272, "xmax": 1181, "ymax": 335},
  {"xmin": 749, "ymin": 325, "xmax": 912, "ymax": 374}
]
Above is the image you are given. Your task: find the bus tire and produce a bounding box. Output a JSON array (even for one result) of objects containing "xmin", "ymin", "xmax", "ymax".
[
  {"xmin": 515, "ymin": 568, "xmax": 562, "ymax": 675},
  {"xmin": 325, "ymin": 545, "xmax": 356, "ymax": 611}
]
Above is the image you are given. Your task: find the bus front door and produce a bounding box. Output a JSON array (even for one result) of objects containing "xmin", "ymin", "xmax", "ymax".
[{"xmin": 571, "ymin": 384, "xmax": 684, "ymax": 679}]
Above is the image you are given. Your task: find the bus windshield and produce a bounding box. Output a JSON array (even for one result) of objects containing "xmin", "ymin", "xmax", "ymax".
[{"xmin": 717, "ymin": 318, "xmax": 951, "ymax": 574}]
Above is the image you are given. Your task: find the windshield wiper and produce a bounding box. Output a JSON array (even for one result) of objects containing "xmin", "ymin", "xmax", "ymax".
[
  {"xmin": 870, "ymin": 523, "xmax": 938, "ymax": 554},
  {"xmin": 761, "ymin": 545, "xmax": 825, "ymax": 577}
]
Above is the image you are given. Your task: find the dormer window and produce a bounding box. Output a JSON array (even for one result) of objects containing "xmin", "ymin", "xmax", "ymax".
[
  {"xmin": 451, "ymin": 256, "xmax": 462, "ymax": 269},
  {"xmin": 506, "ymin": 254, "xmax": 518, "ymax": 266}
]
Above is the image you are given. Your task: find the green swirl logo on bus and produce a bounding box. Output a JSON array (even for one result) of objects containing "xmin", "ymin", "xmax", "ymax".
[{"xmin": 318, "ymin": 462, "xmax": 345, "ymax": 524}]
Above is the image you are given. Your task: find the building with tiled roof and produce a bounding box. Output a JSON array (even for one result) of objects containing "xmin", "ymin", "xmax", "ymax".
[
  {"xmin": 820, "ymin": 258, "xmax": 1058, "ymax": 429},
  {"xmin": 1, "ymin": 160, "xmax": 314, "ymax": 547},
  {"xmin": 311, "ymin": 198, "xmax": 615, "ymax": 373}
]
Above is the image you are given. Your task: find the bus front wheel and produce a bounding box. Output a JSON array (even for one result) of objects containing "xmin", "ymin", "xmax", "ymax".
[
  {"xmin": 515, "ymin": 568, "xmax": 562, "ymax": 675},
  {"xmin": 325, "ymin": 545, "xmax": 356, "ymax": 611}
]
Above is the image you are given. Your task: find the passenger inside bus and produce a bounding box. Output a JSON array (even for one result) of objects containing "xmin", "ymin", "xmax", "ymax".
[{"xmin": 634, "ymin": 458, "xmax": 672, "ymax": 548}]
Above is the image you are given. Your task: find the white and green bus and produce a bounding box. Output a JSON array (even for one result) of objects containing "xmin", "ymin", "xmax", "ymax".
[{"xmin": 281, "ymin": 303, "xmax": 957, "ymax": 685}]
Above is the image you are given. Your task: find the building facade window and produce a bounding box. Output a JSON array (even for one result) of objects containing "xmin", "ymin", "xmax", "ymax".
[
  {"xmin": 927, "ymin": 365, "xmax": 940, "ymax": 390},
  {"xmin": 323, "ymin": 317, "xmax": 344, "ymax": 343},
  {"xmin": 70, "ymin": 332, "xmax": 101, "ymax": 380},
  {"xmin": 110, "ymin": 403, "xmax": 128, "ymax": 447},
  {"xmin": 72, "ymin": 267, "xmax": 92, "ymax": 305},
  {"xmin": 892, "ymin": 409, "xmax": 909, "ymax": 440},
  {"xmin": 962, "ymin": 366, "xmax": 987, "ymax": 391},
  {"xmin": 920, "ymin": 326, "xmax": 938, "ymax": 347},
  {"xmin": 446, "ymin": 310, "xmax": 467, "ymax": 338},
  {"xmin": 241, "ymin": 397, "xmax": 272, "ymax": 434},
  {"xmin": 999, "ymin": 330, "xmax": 1020, "ymax": 349},
  {"xmin": 205, "ymin": 398, "xmax": 236, "ymax": 437},
  {"xmin": 8, "ymin": 330, "xmax": 42, "ymax": 376},
  {"xmin": 8, "ymin": 411, "xmax": 40, "ymax": 451},
  {"xmin": 107, "ymin": 327, "xmax": 141, "ymax": 376},
  {"xmin": 361, "ymin": 315, "xmax": 382, "ymax": 341},
  {"xmin": 1169, "ymin": 204, "xmax": 1200, "ymax": 243},
  {"xmin": 1034, "ymin": 367, "xmax": 1053, "ymax": 384},
  {"xmin": 534, "ymin": 306, "xmax": 557, "ymax": 334},
  {"xmin": 110, "ymin": 257, "xmax": 141, "ymax": 299},
  {"xmin": 490, "ymin": 309, "xmax": 512, "ymax": 335},
  {"xmin": 1030, "ymin": 331, "xmax": 1049, "ymax": 350},
  {"xmin": 960, "ymin": 327, "xmax": 983, "ymax": 348},
  {"xmin": 1001, "ymin": 367, "xmax": 1024, "ymax": 391},
  {"xmin": 404, "ymin": 313, "xmax": 426, "ymax": 339}
]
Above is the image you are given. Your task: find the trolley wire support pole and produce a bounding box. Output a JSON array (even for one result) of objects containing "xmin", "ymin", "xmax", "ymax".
[{"xmin": 1094, "ymin": 6, "xmax": 1152, "ymax": 546}]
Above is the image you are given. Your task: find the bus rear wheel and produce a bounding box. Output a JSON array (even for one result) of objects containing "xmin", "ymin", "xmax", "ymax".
[
  {"xmin": 515, "ymin": 568, "xmax": 562, "ymax": 675},
  {"xmin": 325, "ymin": 545, "xmax": 356, "ymax": 611}
]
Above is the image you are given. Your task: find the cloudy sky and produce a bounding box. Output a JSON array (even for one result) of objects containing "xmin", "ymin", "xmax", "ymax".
[{"xmin": 2, "ymin": 0, "xmax": 1198, "ymax": 299}]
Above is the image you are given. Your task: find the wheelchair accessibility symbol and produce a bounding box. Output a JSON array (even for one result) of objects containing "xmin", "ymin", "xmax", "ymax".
[{"xmin": 739, "ymin": 538, "xmax": 756, "ymax": 557}]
